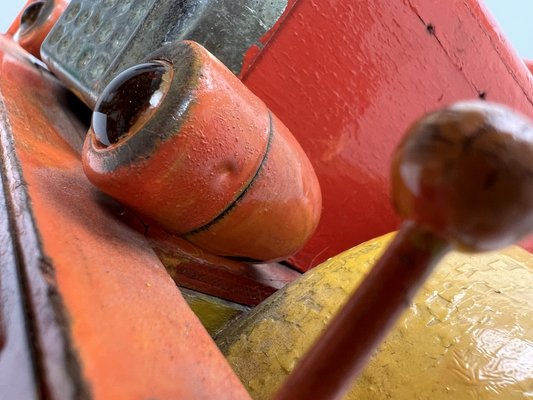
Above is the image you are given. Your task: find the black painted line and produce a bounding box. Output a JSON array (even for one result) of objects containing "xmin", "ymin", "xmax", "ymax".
[{"xmin": 185, "ymin": 111, "xmax": 275, "ymax": 236}]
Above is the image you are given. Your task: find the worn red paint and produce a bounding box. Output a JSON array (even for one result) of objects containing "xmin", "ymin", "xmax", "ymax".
[{"xmin": 243, "ymin": 0, "xmax": 533, "ymax": 270}]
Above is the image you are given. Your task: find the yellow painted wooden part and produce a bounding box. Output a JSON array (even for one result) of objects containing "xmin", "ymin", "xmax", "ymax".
[
  {"xmin": 216, "ymin": 233, "xmax": 533, "ymax": 399},
  {"xmin": 180, "ymin": 288, "xmax": 249, "ymax": 336}
]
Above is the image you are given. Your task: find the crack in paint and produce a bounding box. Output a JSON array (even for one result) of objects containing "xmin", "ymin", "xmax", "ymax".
[{"xmin": 406, "ymin": 0, "xmax": 481, "ymax": 97}]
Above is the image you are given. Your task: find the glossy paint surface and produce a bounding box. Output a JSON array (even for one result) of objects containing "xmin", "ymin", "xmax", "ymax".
[
  {"xmin": 218, "ymin": 233, "xmax": 533, "ymax": 399},
  {"xmin": 243, "ymin": 0, "xmax": 533, "ymax": 270},
  {"xmin": 83, "ymin": 41, "xmax": 321, "ymax": 262},
  {"xmin": 0, "ymin": 35, "xmax": 250, "ymax": 400}
]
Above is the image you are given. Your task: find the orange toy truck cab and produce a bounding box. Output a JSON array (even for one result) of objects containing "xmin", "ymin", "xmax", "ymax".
[{"xmin": 0, "ymin": 0, "xmax": 532, "ymax": 399}]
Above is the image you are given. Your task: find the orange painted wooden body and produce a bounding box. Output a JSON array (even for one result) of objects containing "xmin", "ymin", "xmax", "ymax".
[
  {"xmin": 0, "ymin": 35, "xmax": 250, "ymax": 399},
  {"xmin": 8, "ymin": 0, "xmax": 68, "ymax": 58},
  {"xmin": 83, "ymin": 41, "xmax": 321, "ymax": 262},
  {"xmin": 242, "ymin": 0, "xmax": 533, "ymax": 270}
]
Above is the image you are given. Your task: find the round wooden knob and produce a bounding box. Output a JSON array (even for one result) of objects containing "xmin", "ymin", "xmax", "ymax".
[{"xmin": 392, "ymin": 101, "xmax": 533, "ymax": 251}]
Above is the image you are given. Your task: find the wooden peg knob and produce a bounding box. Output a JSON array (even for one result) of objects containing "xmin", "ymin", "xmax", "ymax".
[{"xmin": 392, "ymin": 101, "xmax": 533, "ymax": 251}]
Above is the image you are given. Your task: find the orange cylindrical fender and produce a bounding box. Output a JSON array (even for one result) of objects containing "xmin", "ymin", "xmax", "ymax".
[{"xmin": 83, "ymin": 41, "xmax": 321, "ymax": 262}]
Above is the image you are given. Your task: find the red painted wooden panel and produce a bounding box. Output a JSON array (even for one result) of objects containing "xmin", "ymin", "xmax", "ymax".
[{"xmin": 243, "ymin": 0, "xmax": 533, "ymax": 270}]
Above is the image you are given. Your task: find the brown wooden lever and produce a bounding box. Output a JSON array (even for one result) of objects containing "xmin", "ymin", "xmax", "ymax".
[{"xmin": 275, "ymin": 101, "xmax": 533, "ymax": 400}]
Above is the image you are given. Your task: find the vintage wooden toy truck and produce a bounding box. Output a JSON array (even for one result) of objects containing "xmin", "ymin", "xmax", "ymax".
[{"xmin": 0, "ymin": 0, "xmax": 532, "ymax": 399}]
